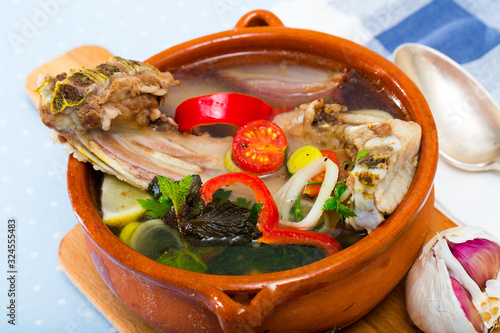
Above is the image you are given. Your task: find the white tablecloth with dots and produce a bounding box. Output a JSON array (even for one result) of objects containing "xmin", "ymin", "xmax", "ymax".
[{"xmin": 1, "ymin": 0, "xmax": 500, "ymax": 331}]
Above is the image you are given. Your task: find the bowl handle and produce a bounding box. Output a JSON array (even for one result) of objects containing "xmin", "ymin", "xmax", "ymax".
[
  {"xmin": 235, "ymin": 10, "xmax": 284, "ymax": 29},
  {"xmin": 200, "ymin": 282, "xmax": 305, "ymax": 332}
]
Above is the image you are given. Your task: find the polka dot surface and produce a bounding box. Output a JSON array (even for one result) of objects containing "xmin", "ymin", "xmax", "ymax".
[{"xmin": 0, "ymin": 1, "xmax": 280, "ymax": 330}]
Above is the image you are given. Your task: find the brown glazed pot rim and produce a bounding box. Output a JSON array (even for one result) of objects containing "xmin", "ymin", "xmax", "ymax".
[{"xmin": 68, "ymin": 8, "xmax": 438, "ymax": 321}]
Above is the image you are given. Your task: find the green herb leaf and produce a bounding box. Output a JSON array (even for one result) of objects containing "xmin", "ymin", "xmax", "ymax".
[
  {"xmin": 212, "ymin": 189, "xmax": 232, "ymax": 202},
  {"xmin": 305, "ymin": 181, "xmax": 323, "ymax": 186},
  {"xmin": 249, "ymin": 202, "xmax": 263, "ymax": 224},
  {"xmin": 235, "ymin": 197, "xmax": 252, "ymax": 209},
  {"xmin": 157, "ymin": 175, "xmax": 192, "ymax": 215},
  {"xmin": 322, "ymin": 181, "xmax": 357, "ymax": 219},
  {"xmin": 343, "ymin": 159, "xmax": 354, "ymax": 170},
  {"xmin": 342, "ymin": 150, "xmax": 371, "ymax": 172},
  {"xmin": 235, "ymin": 198, "xmax": 262, "ymax": 224},
  {"xmin": 178, "ymin": 175, "xmax": 194, "ymax": 194},
  {"xmin": 336, "ymin": 203, "xmax": 357, "ymax": 218},
  {"xmin": 322, "ymin": 197, "xmax": 337, "ymax": 211},
  {"xmin": 294, "ymin": 195, "xmax": 305, "ymax": 222},
  {"xmin": 156, "ymin": 247, "xmax": 207, "ymax": 273},
  {"xmin": 333, "ymin": 182, "xmax": 346, "ymax": 199},
  {"xmin": 137, "ymin": 196, "xmax": 172, "ymax": 218},
  {"xmin": 356, "ymin": 149, "xmax": 370, "ymax": 161},
  {"xmin": 284, "ymin": 148, "xmax": 293, "ymax": 178}
]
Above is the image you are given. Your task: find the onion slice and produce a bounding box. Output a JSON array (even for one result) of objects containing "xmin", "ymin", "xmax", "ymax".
[
  {"xmin": 274, "ymin": 157, "xmax": 339, "ymax": 230},
  {"xmin": 218, "ymin": 67, "xmax": 344, "ymax": 108}
]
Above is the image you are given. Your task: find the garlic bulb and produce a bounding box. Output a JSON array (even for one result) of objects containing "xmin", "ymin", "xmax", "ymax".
[{"xmin": 406, "ymin": 226, "xmax": 500, "ymax": 332}]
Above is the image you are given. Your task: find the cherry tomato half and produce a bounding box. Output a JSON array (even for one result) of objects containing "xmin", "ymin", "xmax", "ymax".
[{"xmin": 232, "ymin": 119, "xmax": 287, "ymax": 174}]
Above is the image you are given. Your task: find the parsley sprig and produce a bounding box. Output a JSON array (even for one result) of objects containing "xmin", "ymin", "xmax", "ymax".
[
  {"xmin": 214, "ymin": 189, "xmax": 263, "ymax": 224},
  {"xmin": 322, "ymin": 181, "xmax": 357, "ymax": 218},
  {"xmin": 137, "ymin": 193, "xmax": 172, "ymax": 219},
  {"xmin": 343, "ymin": 149, "xmax": 370, "ymax": 170}
]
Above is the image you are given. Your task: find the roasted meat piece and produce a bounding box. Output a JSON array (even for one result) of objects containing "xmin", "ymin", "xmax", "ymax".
[
  {"xmin": 36, "ymin": 56, "xmax": 178, "ymax": 131},
  {"xmin": 35, "ymin": 57, "xmax": 231, "ymax": 189},
  {"xmin": 273, "ymin": 99, "xmax": 422, "ymax": 232}
]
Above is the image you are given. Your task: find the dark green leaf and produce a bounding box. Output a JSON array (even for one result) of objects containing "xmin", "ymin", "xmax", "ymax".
[
  {"xmin": 235, "ymin": 197, "xmax": 251, "ymax": 209},
  {"xmin": 248, "ymin": 202, "xmax": 263, "ymax": 224},
  {"xmin": 212, "ymin": 189, "xmax": 232, "ymax": 202},
  {"xmin": 146, "ymin": 176, "xmax": 162, "ymax": 200},
  {"xmin": 182, "ymin": 201, "xmax": 261, "ymax": 245}
]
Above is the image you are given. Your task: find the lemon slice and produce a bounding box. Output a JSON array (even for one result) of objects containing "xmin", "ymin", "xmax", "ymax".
[
  {"xmin": 119, "ymin": 221, "xmax": 142, "ymax": 245},
  {"xmin": 101, "ymin": 174, "xmax": 152, "ymax": 228},
  {"xmin": 224, "ymin": 148, "xmax": 243, "ymax": 172}
]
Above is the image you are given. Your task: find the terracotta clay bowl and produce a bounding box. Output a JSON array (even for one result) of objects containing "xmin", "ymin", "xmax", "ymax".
[{"xmin": 67, "ymin": 10, "xmax": 438, "ymax": 333}]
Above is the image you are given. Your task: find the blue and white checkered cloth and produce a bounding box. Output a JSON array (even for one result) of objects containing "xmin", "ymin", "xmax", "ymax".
[{"xmin": 1, "ymin": 0, "xmax": 499, "ymax": 331}]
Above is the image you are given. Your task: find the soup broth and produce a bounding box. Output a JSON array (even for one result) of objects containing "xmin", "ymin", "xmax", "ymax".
[{"xmin": 162, "ymin": 51, "xmax": 405, "ymax": 118}]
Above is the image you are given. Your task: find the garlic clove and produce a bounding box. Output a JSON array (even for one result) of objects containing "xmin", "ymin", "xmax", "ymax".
[
  {"xmin": 451, "ymin": 277, "xmax": 485, "ymax": 333},
  {"xmin": 448, "ymin": 238, "xmax": 500, "ymax": 290},
  {"xmin": 486, "ymin": 278, "xmax": 500, "ymax": 298},
  {"xmin": 433, "ymin": 237, "xmax": 483, "ymax": 304},
  {"xmin": 406, "ymin": 237, "xmax": 481, "ymax": 333}
]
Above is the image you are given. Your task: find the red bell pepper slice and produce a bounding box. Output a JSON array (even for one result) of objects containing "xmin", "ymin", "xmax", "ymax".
[
  {"xmin": 175, "ymin": 93, "xmax": 273, "ymax": 133},
  {"xmin": 200, "ymin": 172, "xmax": 342, "ymax": 256}
]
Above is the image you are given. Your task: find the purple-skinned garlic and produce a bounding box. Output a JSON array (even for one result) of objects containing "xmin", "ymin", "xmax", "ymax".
[
  {"xmin": 448, "ymin": 238, "xmax": 500, "ymax": 290},
  {"xmin": 406, "ymin": 226, "xmax": 500, "ymax": 333},
  {"xmin": 451, "ymin": 277, "xmax": 485, "ymax": 333}
]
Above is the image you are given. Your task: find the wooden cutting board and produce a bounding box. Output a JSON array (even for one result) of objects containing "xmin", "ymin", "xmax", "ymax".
[
  {"xmin": 58, "ymin": 209, "xmax": 456, "ymax": 333},
  {"xmin": 30, "ymin": 46, "xmax": 495, "ymax": 332}
]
